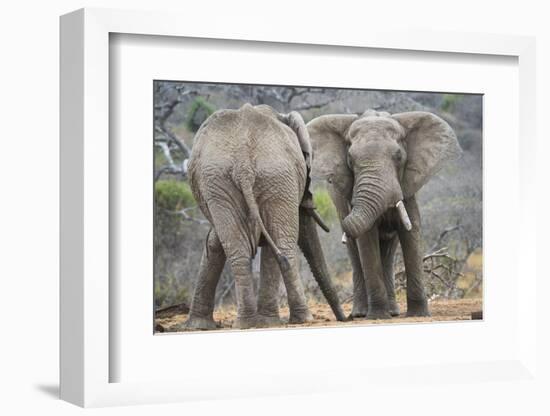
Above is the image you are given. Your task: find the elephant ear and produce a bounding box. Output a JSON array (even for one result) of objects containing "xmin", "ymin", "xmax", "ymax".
[
  {"xmin": 392, "ymin": 111, "xmax": 462, "ymax": 198},
  {"xmin": 307, "ymin": 114, "xmax": 358, "ymax": 199},
  {"xmin": 281, "ymin": 111, "xmax": 313, "ymax": 170}
]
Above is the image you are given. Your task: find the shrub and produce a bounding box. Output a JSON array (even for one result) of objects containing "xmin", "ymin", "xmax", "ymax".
[
  {"xmin": 185, "ymin": 97, "xmax": 216, "ymax": 132},
  {"xmin": 313, "ymin": 189, "xmax": 338, "ymax": 224},
  {"xmin": 441, "ymin": 94, "xmax": 462, "ymax": 112},
  {"xmin": 155, "ymin": 180, "xmax": 195, "ymax": 211}
]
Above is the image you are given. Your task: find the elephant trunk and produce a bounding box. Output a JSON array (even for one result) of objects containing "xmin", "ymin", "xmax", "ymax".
[
  {"xmin": 342, "ymin": 164, "xmax": 405, "ymax": 238},
  {"xmin": 342, "ymin": 176, "xmax": 388, "ymax": 239},
  {"xmin": 298, "ymin": 210, "xmax": 346, "ymax": 321}
]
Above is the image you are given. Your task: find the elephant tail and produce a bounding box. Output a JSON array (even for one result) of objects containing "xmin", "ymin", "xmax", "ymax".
[{"xmin": 238, "ymin": 175, "xmax": 291, "ymax": 274}]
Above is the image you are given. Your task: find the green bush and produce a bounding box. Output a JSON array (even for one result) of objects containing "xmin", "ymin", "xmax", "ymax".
[
  {"xmin": 185, "ymin": 97, "xmax": 216, "ymax": 132},
  {"xmin": 441, "ymin": 94, "xmax": 461, "ymax": 112},
  {"xmin": 155, "ymin": 180, "xmax": 195, "ymax": 211},
  {"xmin": 313, "ymin": 189, "xmax": 338, "ymax": 224}
]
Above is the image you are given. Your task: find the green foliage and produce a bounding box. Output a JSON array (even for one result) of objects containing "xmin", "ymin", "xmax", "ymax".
[
  {"xmin": 185, "ymin": 97, "xmax": 216, "ymax": 132},
  {"xmin": 154, "ymin": 146, "xmax": 167, "ymax": 170},
  {"xmin": 441, "ymin": 94, "xmax": 462, "ymax": 112},
  {"xmin": 313, "ymin": 189, "xmax": 337, "ymax": 224},
  {"xmin": 155, "ymin": 180, "xmax": 195, "ymax": 211}
]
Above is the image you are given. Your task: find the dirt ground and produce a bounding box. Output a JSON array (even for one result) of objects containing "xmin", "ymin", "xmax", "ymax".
[{"xmin": 155, "ymin": 298, "xmax": 483, "ymax": 333}]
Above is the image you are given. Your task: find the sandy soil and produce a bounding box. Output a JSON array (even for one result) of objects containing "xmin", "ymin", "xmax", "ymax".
[{"xmin": 155, "ymin": 298, "xmax": 483, "ymax": 333}]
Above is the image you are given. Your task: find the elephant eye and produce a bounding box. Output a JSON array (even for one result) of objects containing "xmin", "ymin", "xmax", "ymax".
[
  {"xmin": 392, "ymin": 149, "xmax": 403, "ymax": 164},
  {"xmin": 346, "ymin": 152, "xmax": 353, "ymax": 169}
]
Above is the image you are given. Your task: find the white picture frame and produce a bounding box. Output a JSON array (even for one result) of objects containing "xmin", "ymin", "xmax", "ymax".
[{"xmin": 60, "ymin": 7, "xmax": 538, "ymax": 408}]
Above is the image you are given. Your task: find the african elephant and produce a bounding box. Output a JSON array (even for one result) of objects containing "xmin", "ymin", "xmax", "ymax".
[
  {"xmin": 184, "ymin": 103, "xmax": 345, "ymax": 329},
  {"xmin": 308, "ymin": 110, "xmax": 461, "ymax": 319}
]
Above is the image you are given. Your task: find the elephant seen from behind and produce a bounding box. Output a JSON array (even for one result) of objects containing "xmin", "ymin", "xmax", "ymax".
[{"xmin": 184, "ymin": 103, "xmax": 345, "ymax": 330}]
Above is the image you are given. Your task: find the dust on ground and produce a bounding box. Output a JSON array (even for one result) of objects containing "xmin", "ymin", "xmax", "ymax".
[{"xmin": 155, "ymin": 298, "xmax": 483, "ymax": 333}]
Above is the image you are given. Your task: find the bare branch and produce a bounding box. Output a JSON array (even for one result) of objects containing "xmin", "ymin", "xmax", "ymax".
[
  {"xmin": 154, "ymin": 125, "xmax": 191, "ymax": 158},
  {"xmin": 429, "ymin": 223, "xmax": 460, "ymax": 252},
  {"xmin": 166, "ymin": 207, "xmax": 209, "ymax": 226},
  {"xmin": 292, "ymin": 99, "xmax": 333, "ymax": 111}
]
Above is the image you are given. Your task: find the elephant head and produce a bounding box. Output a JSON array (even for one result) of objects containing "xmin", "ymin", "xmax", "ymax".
[{"xmin": 308, "ymin": 110, "xmax": 461, "ymax": 238}]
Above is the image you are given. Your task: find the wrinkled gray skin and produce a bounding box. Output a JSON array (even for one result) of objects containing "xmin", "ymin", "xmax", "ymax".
[
  {"xmin": 308, "ymin": 110, "xmax": 461, "ymax": 319},
  {"xmin": 185, "ymin": 104, "xmax": 345, "ymax": 330}
]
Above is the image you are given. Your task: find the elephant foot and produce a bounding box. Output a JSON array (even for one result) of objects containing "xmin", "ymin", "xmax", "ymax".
[
  {"xmin": 389, "ymin": 300, "xmax": 401, "ymax": 317},
  {"xmin": 348, "ymin": 311, "xmax": 366, "ymax": 320},
  {"xmin": 349, "ymin": 303, "xmax": 368, "ymax": 319},
  {"xmin": 288, "ymin": 309, "xmax": 314, "ymax": 325},
  {"xmin": 257, "ymin": 314, "xmax": 283, "ymax": 327},
  {"xmin": 366, "ymin": 305, "xmax": 392, "ymax": 320},
  {"xmin": 406, "ymin": 300, "xmax": 431, "ymax": 317},
  {"xmin": 183, "ymin": 315, "xmax": 218, "ymax": 331}
]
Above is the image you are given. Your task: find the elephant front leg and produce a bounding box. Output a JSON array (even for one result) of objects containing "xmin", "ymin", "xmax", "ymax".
[
  {"xmin": 256, "ymin": 247, "xmax": 283, "ymax": 327},
  {"xmin": 397, "ymin": 197, "xmax": 430, "ymax": 317},
  {"xmin": 357, "ymin": 226, "xmax": 391, "ymax": 320},
  {"xmin": 348, "ymin": 238, "xmax": 369, "ymax": 318},
  {"xmin": 185, "ymin": 228, "xmax": 226, "ymax": 330},
  {"xmin": 327, "ymin": 185, "xmax": 367, "ymax": 318},
  {"xmin": 380, "ymin": 235, "xmax": 400, "ymax": 317}
]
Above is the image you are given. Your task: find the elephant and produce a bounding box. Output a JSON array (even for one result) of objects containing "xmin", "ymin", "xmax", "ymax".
[
  {"xmin": 184, "ymin": 103, "xmax": 345, "ymax": 330},
  {"xmin": 307, "ymin": 110, "xmax": 461, "ymax": 319}
]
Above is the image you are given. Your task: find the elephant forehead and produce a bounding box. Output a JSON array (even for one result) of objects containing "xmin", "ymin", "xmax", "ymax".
[{"xmin": 349, "ymin": 117, "xmax": 404, "ymax": 140}]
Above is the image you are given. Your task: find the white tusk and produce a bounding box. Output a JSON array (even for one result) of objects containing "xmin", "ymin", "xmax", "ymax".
[
  {"xmin": 341, "ymin": 233, "xmax": 348, "ymax": 244},
  {"xmin": 396, "ymin": 200, "xmax": 412, "ymax": 231}
]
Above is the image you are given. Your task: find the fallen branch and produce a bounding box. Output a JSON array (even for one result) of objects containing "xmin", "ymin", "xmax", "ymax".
[{"xmin": 155, "ymin": 302, "xmax": 190, "ymax": 318}]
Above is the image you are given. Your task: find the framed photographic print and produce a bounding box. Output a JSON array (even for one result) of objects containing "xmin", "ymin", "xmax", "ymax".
[{"xmin": 60, "ymin": 7, "xmax": 538, "ymax": 408}]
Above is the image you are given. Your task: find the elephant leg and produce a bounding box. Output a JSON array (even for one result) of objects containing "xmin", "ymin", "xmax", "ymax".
[
  {"xmin": 228, "ymin": 254, "xmax": 259, "ymax": 328},
  {"xmin": 380, "ymin": 235, "xmax": 400, "ymax": 317},
  {"xmin": 327, "ymin": 185, "xmax": 368, "ymax": 318},
  {"xmin": 185, "ymin": 228, "xmax": 226, "ymax": 330},
  {"xmin": 347, "ymin": 238, "xmax": 369, "ymax": 318},
  {"xmin": 357, "ymin": 226, "xmax": 391, "ymax": 319},
  {"xmin": 298, "ymin": 210, "xmax": 346, "ymax": 322},
  {"xmin": 281, "ymin": 247, "xmax": 312, "ymax": 324},
  {"xmin": 207, "ymin": 201, "xmax": 260, "ymax": 329},
  {"xmin": 397, "ymin": 197, "xmax": 430, "ymax": 317},
  {"xmin": 256, "ymin": 246, "xmax": 283, "ymax": 326},
  {"xmin": 263, "ymin": 200, "xmax": 312, "ymax": 324}
]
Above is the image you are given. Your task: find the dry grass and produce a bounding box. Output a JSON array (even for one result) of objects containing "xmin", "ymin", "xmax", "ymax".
[{"xmin": 155, "ymin": 298, "xmax": 482, "ymax": 333}]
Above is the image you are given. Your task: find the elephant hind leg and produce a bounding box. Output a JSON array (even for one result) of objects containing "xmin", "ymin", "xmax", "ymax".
[
  {"xmin": 184, "ymin": 228, "xmax": 226, "ymax": 330},
  {"xmin": 261, "ymin": 200, "xmax": 312, "ymax": 325},
  {"xmin": 257, "ymin": 246, "xmax": 283, "ymax": 327},
  {"xmin": 206, "ymin": 201, "xmax": 261, "ymax": 329},
  {"xmin": 227, "ymin": 255, "xmax": 259, "ymax": 329}
]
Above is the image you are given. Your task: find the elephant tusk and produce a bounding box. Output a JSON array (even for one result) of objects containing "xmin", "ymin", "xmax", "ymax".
[
  {"xmin": 311, "ymin": 209, "xmax": 330, "ymax": 233},
  {"xmin": 396, "ymin": 200, "xmax": 412, "ymax": 231},
  {"xmin": 341, "ymin": 233, "xmax": 348, "ymax": 244}
]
